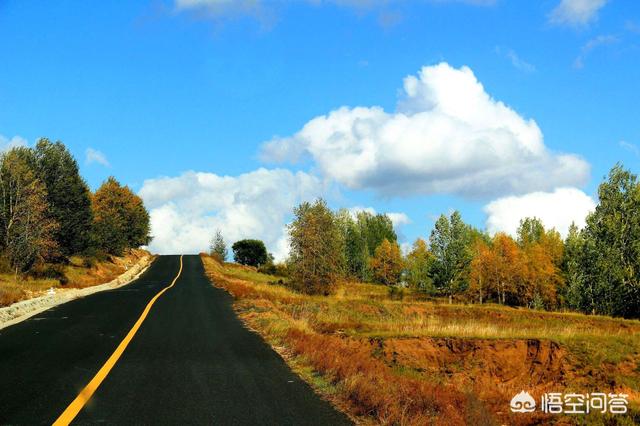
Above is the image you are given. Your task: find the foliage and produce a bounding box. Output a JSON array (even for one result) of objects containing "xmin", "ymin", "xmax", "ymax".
[
  {"xmin": 288, "ymin": 199, "xmax": 344, "ymax": 295},
  {"xmin": 369, "ymin": 238, "xmax": 403, "ymax": 286},
  {"xmin": 33, "ymin": 139, "xmax": 93, "ymax": 257},
  {"xmin": 575, "ymin": 164, "xmax": 640, "ymax": 318},
  {"xmin": 337, "ymin": 209, "xmax": 397, "ymax": 282},
  {"xmin": 92, "ymin": 177, "xmax": 151, "ymax": 255},
  {"xmin": 404, "ymin": 238, "xmax": 435, "ymax": 294},
  {"xmin": 429, "ymin": 211, "xmax": 473, "ymax": 302},
  {"xmin": 209, "ymin": 229, "xmax": 228, "ymax": 262},
  {"xmin": 232, "ymin": 239, "xmax": 268, "ymax": 267},
  {"xmin": 0, "ymin": 148, "xmax": 58, "ymax": 273}
]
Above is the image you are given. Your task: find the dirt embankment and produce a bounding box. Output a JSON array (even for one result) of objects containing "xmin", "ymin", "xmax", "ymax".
[{"xmin": 0, "ymin": 250, "xmax": 154, "ymax": 329}]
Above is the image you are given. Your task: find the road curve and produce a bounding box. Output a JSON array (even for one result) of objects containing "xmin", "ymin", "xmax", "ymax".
[{"xmin": 0, "ymin": 255, "xmax": 352, "ymax": 425}]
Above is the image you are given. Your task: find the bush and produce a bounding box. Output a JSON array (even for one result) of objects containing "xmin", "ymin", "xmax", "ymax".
[
  {"xmin": 387, "ymin": 285, "xmax": 405, "ymax": 300},
  {"xmin": 232, "ymin": 239, "xmax": 268, "ymax": 267}
]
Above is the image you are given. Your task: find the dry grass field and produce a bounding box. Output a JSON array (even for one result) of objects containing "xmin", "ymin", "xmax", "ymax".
[
  {"xmin": 0, "ymin": 249, "xmax": 150, "ymax": 307},
  {"xmin": 201, "ymin": 254, "xmax": 640, "ymax": 425}
]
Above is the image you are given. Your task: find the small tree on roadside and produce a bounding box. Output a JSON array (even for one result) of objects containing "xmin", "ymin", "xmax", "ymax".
[
  {"xmin": 232, "ymin": 239, "xmax": 268, "ymax": 267},
  {"xmin": 370, "ymin": 238, "xmax": 403, "ymax": 286},
  {"xmin": 288, "ymin": 199, "xmax": 343, "ymax": 295},
  {"xmin": 209, "ymin": 229, "xmax": 228, "ymax": 262}
]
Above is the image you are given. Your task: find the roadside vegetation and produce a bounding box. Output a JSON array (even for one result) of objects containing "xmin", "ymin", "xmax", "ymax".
[
  {"xmin": 203, "ymin": 163, "xmax": 640, "ymax": 425},
  {"xmin": 0, "ymin": 139, "xmax": 151, "ymax": 307}
]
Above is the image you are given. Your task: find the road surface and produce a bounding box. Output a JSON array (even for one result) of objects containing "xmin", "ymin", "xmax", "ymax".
[{"xmin": 0, "ymin": 255, "xmax": 351, "ymax": 425}]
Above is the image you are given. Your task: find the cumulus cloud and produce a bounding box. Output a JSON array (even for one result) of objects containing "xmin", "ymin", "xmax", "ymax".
[
  {"xmin": 0, "ymin": 134, "xmax": 28, "ymax": 152},
  {"xmin": 85, "ymin": 148, "xmax": 110, "ymax": 167},
  {"xmin": 139, "ymin": 168, "xmax": 325, "ymax": 260},
  {"xmin": 261, "ymin": 63, "xmax": 589, "ymax": 198},
  {"xmin": 484, "ymin": 187, "xmax": 596, "ymax": 238},
  {"xmin": 549, "ymin": 0, "xmax": 608, "ymax": 27}
]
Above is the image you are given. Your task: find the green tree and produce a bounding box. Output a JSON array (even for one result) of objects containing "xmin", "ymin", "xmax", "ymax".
[
  {"xmin": 357, "ymin": 211, "xmax": 397, "ymax": 257},
  {"xmin": 429, "ymin": 211, "xmax": 473, "ymax": 303},
  {"xmin": 370, "ymin": 238, "xmax": 403, "ymax": 286},
  {"xmin": 579, "ymin": 164, "xmax": 640, "ymax": 317},
  {"xmin": 232, "ymin": 239, "xmax": 268, "ymax": 267},
  {"xmin": 0, "ymin": 148, "xmax": 58, "ymax": 274},
  {"xmin": 336, "ymin": 209, "xmax": 369, "ymax": 281},
  {"xmin": 517, "ymin": 217, "xmax": 545, "ymax": 247},
  {"xmin": 405, "ymin": 238, "xmax": 435, "ymax": 294},
  {"xmin": 209, "ymin": 229, "xmax": 228, "ymax": 262},
  {"xmin": 33, "ymin": 139, "xmax": 93, "ymax": 257},
  {"xmin": 288, "ymin": 199, "xmax": 343, "ymax": 295},
  {"xmin": 562, "ymin": 223, "xmax": 586, "ymax": 310},
  {"xmin": 92, "ymin": 177, "xmax": 151, "ymax": 255}
]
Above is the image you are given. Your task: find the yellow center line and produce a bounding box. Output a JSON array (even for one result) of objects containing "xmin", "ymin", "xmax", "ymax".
[{"xmin": 53, "ymin": 255, "xmax": 184, "ymax": 426}]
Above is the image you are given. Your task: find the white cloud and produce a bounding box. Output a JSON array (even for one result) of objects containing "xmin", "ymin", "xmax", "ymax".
[
  {"xmin": 620, "ymin": 140, "xmax": 640, "ymax": 157},
  {"xmin": 549, "ymin": 0, "xmax": 608, "ymax": 27},
  {"xmin": 484, "ymin": 187, "xmax": 596, "ymax": 238},
  {"xmin": 139, "ymin": 168, "xmax": 325, "ymax": 260},
  {"xmin": 495, "ymin": 46, "xmax": 536, "ymax": 73},
  {"xmin": 573, "ymin": 34, "xmax": 618, "ymax": 69},
  {"xmin": 261, "ymin": 62, "xmax": 589, "ymax": 198},
  {"xmin": 0, "ymin": 134, "xmax": 28, "ymax": 152},
  {"xmin": 85, "ymin": 148, "xmax": 110, "ymax": 167},
  {"xmin": 175, "ymin": 0, "xmax": 495, "ymax": 22}
]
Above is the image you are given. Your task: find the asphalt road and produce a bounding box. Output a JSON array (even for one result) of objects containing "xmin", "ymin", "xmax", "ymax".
[{"xmin": 0, "ymin": 255, "xmax": 351, "ymax": 425}]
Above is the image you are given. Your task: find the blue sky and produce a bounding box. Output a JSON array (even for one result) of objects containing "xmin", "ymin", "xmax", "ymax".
[{"xmin": 1, "ymin": 0, "xmax": 639, "ymax": 257}]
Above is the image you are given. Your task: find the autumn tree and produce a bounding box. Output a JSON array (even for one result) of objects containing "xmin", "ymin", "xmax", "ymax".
[
  {"xmin": 209, "ymin": 229, "xmax": 228, "ymax": 262},
  {"xmin": 33, "ymin": 139, "xmax": 93, "ymax": 257},
  {"xmin": 516, "ymin": 219, "xmax": 564, "ymax": 309},
  {"xmin": 288, "ymin": 199, "xmax": 344, "ymax": 295},
  {"xmin": 92, "ymin": 177, "xmax": 151, "ymax": 255},
  {"xmin": 370, "ymin": 238, "xmax": 403, "ymax": 286},
  {"xmin": 0, "ymin": 148, "xmax": 58, "ymax": 274},
  {"xmin": 468, "ymin": 239, "xmax": 493, "ymax": 304},
  {"xmin": 232, "ymin": 239, "xmax": 268, "ymax": 267},
  {"xmin": 429, "ymin": 211, "xmax": 473, "ymax": 303},
  {"xmin": 405, "ymin": 238, "xmax": 435, "ymax": 294}
]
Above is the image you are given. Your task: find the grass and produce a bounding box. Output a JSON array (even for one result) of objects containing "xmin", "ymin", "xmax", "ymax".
[
  {"xmin": 201, "ymin": 254, "xmax": 640, "ymax": 425},
  {"xmin": 0, "ymin": 249, "xmax": 150, "ymax": 307}
]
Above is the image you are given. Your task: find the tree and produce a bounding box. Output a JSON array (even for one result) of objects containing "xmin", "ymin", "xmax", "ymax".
[
  {"xmin": 517, "ymin": 217, "xmax": 545, "ymax": 247},
  {"xmin": 405, "ymin": 238, "xmax": 435, "ymax": 294},
  {"xmin": 209, "ymin": 229, "xmax": 228, "ymax": 262},
  {"xmin": 429, "ymin": 211, "xmax": 473, "ymax": 303},
  {"xmin": 562, "ymin": 223, "xmax": 587, "ymax": 311},
  {"xmin": 577, "ymin": 164, "xmax": 640, "ymax": 318},
  {"xmin": 288, "ymin": 199, "xmax": 343, "ymax": 295},
  {"xmin": 336, "ymin": 209, "xmax": 369, "ymax": 281},
  {"xmin": 232, "ymin": 239, "xmax": 268, "ymax": 267},
  {"xmin": 92, "ymin": 177, "xmax": 151, "ymax": 255},
  {"xmin": 0, "ymin": 148, "xmax": 58, "ymax": 274},
  {"xmin": 358, "ymin": 212, "xmax": 397, "ymax": 257},
  {"xmin": 370, "ymin": 239, "xmax": 403, "ymax": 286},
  {"xmin": 33, "ymin": 139, "xmax": 93, "ymax": 257}
]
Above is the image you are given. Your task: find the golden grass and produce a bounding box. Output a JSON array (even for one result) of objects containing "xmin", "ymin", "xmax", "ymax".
[
  {"xmin": 0, "ymin": 249, "xmax": 150, "ymax": 307},
  {"xmin": 200, "ymin": 254, "xmax": 640, "ymax": 425}
]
